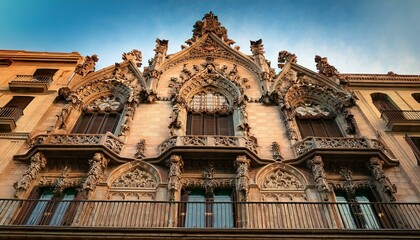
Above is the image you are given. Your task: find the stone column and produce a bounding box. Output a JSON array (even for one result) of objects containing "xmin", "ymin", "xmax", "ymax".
[
  {"xmin": 82, "ymin": 153, "xmax": 109, "ymax": 196},
  {"xmin": 307, "ymin": 155, "xmax": 330, "ymax": 201},
  {"xmin": 14, "ymin": 152, "xmax": 47, "ymax": 198},
  {"xmin": 167, "ymin": 154, "xmax": 183, "ymax": 201},
  {"xmin": 369, "ymin": 156, "xmax": 397, "ymax": 201},
  {"xmin": 234, "ymin": 155, "xmax": 250, "ymax": 201}
]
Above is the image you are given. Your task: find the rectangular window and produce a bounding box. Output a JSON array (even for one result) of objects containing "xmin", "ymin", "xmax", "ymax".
[
  {"xmin": 335, "ymin": 190, "xmax": 381, "ymax": 229},
  {"xmin": 180, "ymin": 189, "xmax": 234, "ymax": 228},
  {"xmin": 405, "ymin": 134, "xmax": 420, "ymax": 165},
  {"xmin": 187, "ymin": 113, "xmax": 234, "ymax": 136},
  {"xmin": 33, "ymin": 69, "xmax": 58, "ymax": 82},
  {"xmin": 72, "ymin": 112, "xmax": 121, "ymax": 134},
  {"xmin": 15, "ymin": 187, "xmax": 78, "ymax": 226},
  {"xmin": 297, "ymin": 118, "xmax": 342, "ymax": 138},
  {"xmin": 4, "ymin": 96, "xmax": 34, "ymax": 109}
]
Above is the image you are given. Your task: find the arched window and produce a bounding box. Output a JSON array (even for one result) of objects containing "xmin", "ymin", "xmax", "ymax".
[{"xmin": 186, "ymin": 91, "xmax": 234, "ymax": 136}]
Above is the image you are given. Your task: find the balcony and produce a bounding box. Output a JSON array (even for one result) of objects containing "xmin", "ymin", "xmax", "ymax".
[
  {"xmin": 9, "ymin": 75, "xmax": 53, "ymax": 93},
  {"xmin": 0, "ymin": 199, "xmax": 418, "ymax": 238},
  {"xmin": 381, "ymin": 110, "xmax": 420, "ymax": 132},
  {"xmin": 157, "ymin": 135, "xmax": 260, "ymax": 162},
  {"xmin": 20, "ymin": 133, "xmax": 125, "ymax": 162},
  {"xmin": 0, "ymin": 107, "xmax": 23, "ymax": 132},
  {"xmin": 292, "ymin": 137, "xmax": 398, "ymax": 165}
]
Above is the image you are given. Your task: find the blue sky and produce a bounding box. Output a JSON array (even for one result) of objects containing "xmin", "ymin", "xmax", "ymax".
[{"xmin": 1, "ymin": 0, "xmax": 419, "ymax": 74}]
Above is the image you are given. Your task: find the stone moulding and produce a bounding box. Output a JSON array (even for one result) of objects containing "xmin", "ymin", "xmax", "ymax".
[
  {"xmin": 29, "ymin": 132, "xmax": 124, "ymax": 155},
  {"xmin": 158, "ymin": 135, "xmax": 259, "ymax": 155}
]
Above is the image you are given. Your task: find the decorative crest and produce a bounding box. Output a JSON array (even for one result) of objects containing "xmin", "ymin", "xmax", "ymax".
[
  {"xmin": 74, "ymin": 54, "xmax": 99, "ymax": 76},
  {"xmin": 278, "ymin": 50, "xmax": 297, "ymax": 68},
  {"xmin": 186, "ymin": 12, "xmax": 235, "ymax": 46}
]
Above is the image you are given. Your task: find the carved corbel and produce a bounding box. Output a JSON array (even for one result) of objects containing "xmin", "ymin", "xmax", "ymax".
[
  {"xmin": 14, "ymin": 152, "xmax": 47, "ymax": 198},
  {"xmin": 368, "ymin": 156, "xmax": 397, "ymax": 201},
  {"xmin": 82, "ymin": 153, "xmax": 109, "ymax": 195},
  {"xmin": 167, "ymin": 155, "xmax": 184, "ymax": 201},
  {"xmin": 234, "ymin": 155, "xmax": 250, "ymax": 201},
  {"xmin": 307, "ymin": 155, "xmax": 330, "ymax": 201}
]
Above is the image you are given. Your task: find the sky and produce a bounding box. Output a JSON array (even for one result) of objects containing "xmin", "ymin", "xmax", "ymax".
[{"xmin": 0, "ymin": 0, "xmax": 419, "ymax": 74}]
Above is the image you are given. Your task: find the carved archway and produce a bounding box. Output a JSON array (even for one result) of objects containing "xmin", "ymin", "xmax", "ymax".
[{"xmin": 106, "ymin": 161, "xmax": 164, "ymax": 200}]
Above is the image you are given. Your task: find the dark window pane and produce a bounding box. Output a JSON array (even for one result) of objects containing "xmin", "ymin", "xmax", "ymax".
[
  {"xmin": 72, "ymin": 113, "xmax": 93, "ymax": 133},
  {"xmin": 204, "ymin": 114, "xmax": 216, "ymax": 135},
  {"xmin": 297, "ymin": 119, "xmax": 313, "ymax": 138},
  {"xmin": 99, "ymin": 113, "xmax": 120, "ymax": 134},
  {"xmin": 312, "ymin": 120, "xmax": 327, "ymax": 137},
  {"xmin": 4, "ymin": 96, "xmax": 34, "ymax": 109},
  {"xmin": 49, "ymin": 189, "xmax": 76, "ymax": 226},
  {"xmin": 323, "ymin": 119, "xmax": 342, "ymax": 137},
  {"xmin": 190, "ymin": 113, "xmax": 203, "ymax": 135}
]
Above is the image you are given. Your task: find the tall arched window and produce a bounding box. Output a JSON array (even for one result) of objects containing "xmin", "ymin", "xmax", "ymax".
[{"xmin": 186, "ymin": 91, "xmax": 234, "ymax": 136}]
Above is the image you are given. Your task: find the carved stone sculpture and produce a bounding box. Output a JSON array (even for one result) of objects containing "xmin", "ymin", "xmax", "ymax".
[
  {"xmin": 168, "ymin": 104, "xmax": 182, "ymax": 136},
  {"xmin": 345, "ymin": 110, "xmax": 357, "ymax": 134},
  {"xmin": 167, "ymin": 155, "xmax": 183, "ymax": 201},
  {"xmin": 74, "ymin": 54, "xmax": 99, "ymax": 77},
  {"xmin": 135, "ymin": 139, "xmax": 146, "ymax": 159},
  {"xmin": 234, "ymin": 155, "xmax": 250, "ymax": 201},
  {"xmin": 307, "ymin": 155, "xmax": 330, "ymax": 201},
  {"xmin": 111, "ymin": 167, "xmax": 157, "ymax": 188},
  {"xmin": 278, "ymin": 50, "xmax": 297, "ymax": 68},
  {"xmin": 203, "ymin": 163, "xmax": 215, "ymax": 199},
  {"xmin": 314, "ymin": 55, "xmax": 339, "ymax": 77},
  {"xmin": 82, "ymin": 153, "xmax": 109, "ymax": 193},
  {"xmin": 14, "ymin": 152, "xmax": 47, "ymax": 198},
  {"xmin": 271, "ymin": 142, "xmax": 282, "ymax": 161},
  {"xmin": 369, "ymin": 157, "xmax": 397, "ymax": 201},
  {"xmin": 122, "ymin": 49, "xmax": 142, "ymax": 67}
]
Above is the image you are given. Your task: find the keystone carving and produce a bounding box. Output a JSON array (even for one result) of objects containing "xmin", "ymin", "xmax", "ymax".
[
  {"xmin": 75, "ymin": 54, "xmax": 99, "ymax": 77},
  {"xmin": 14, "ymin": 152, "xmax": 47, "ymax": 198},
  {"xmin": 82, "ymin": 153, "xmax": 109, "ymax": 193},
  {"xmin": 167, "ymin": 155, "xmax": 184, "ymax": 201}
]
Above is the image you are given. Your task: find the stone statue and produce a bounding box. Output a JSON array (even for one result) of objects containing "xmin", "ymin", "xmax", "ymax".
[
  {"xmin": 314, "ymin": 55, "xmax": 339, "ymax": 77},
  {"xmin": 14, "ymin": 152, "xmax": 47, "ymax": 198},
  {"xmin": 82, "ymin": 153, "xmax": 109, "ymax": 193},
  {"xmin": 307, "ymin": 155, "xmax": 330, "ymax": 200},
  {"xmin": 167, "ymin": 155, "xmax": 183, "ymax": 201},
  {"xmin": 235, "ymin": 155, "xmax": 250, "ymax": 201}
]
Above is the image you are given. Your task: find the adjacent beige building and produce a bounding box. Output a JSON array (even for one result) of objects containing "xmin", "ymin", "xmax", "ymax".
[{"xmin": 0, "ymin": 12, "xmax": 419, "ymax": 239}]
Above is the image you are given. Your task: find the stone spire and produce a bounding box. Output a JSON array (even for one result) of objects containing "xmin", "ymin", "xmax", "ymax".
[{"xmin": 185, "ymin": 11, "xmax": 235, "ymax": 46}]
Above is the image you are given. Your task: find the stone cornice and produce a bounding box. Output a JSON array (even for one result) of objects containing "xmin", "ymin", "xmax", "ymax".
[{"xmin": 0, "ymin": 50, "xmax": 82, "ymax": 63}]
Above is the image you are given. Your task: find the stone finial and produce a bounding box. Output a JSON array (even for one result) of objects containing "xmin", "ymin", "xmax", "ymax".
[
  {"xmin": 250, "ymin": 39, "xmax": 264, "ymax": 55},
  {"xmin": 278, "ymin": 50, "xmax": 297, "ymax": 68},
  {"xmin": 74, "ymin": 54, "xmax": 99, "ymax": 76},
  {"xmin": 122, "ymin": 49, "xmax": 142, "ymax": 67},
  {"xmin": 186, "ymin": 11, "xmax": 235, "ymax": 46},
  {"xmin": 154, "ymin": 38, "xmax": 169, "ymax": 54},
  {"xmin": 314, "ymin": 55, "xmax": 339, "ymax": 77}
]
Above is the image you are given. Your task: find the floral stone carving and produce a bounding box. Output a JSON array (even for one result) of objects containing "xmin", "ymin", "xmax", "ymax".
[
  {"xmin": 307, "ymin": 155, "xmax": 330, "ymax": 201},
  {"xmin": 82, "ymin": 153, "xmax": 109, "ymax": 192},
  {"xmin": 112, "ymin": 167, "xmax": 157, "ymax": 188},
  {"xmin": 74, "ymin": 54, "xmax": 99, "ymax": 77},
  {"xmin": 262, "ymin": 168, "xmax": 303, "ymax": 190}
]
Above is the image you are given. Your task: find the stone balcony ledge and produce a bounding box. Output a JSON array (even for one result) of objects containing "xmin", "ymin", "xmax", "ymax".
[
  {"xmin": 291, "ymin": 137, "xmax": 398, "ymax": 166},
  {"xmin": 9, "ymin": 75, "xmax": 53, "ymax": 93}
]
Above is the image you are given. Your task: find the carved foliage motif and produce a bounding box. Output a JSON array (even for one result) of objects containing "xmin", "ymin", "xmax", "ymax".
[
  {"xmin": 278, "ymin": 50, "xmax": 297, "ymax": 68},
  {"xmin": 135, "ymin": 139, "xmax": 146, "ymax": 159},
  {"xmin": 111, "ymin": 167, "xmax": 157, "ymax": 188},
  {"xmin": 14, "ymin": 152, "xmax": 47, "ymax": 198},
  {"xmin": 262, "ymin": 168, "xmax": 303, "ymax": 190},
  {"xmin": 122, "ymin": 49, "xmax": 142, "ymax": 67}
]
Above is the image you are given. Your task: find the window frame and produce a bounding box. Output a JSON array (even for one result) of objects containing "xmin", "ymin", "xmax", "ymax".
[
  {"xmin": 72, "ymin": 111, "xmax": 122, "ymax": 134},
  {"xmin": 296, "ymin": 118, "xmax": 343, "ymax": 138},
  {"xmin": 186, "ymin": 112, "xmax": 234, "ymax": 136}
]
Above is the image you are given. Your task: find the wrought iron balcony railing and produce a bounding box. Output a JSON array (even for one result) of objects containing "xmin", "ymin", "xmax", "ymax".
[
  {"xmin": 158, "ymin": 135, "xmax": 258, "ymax": 155},
  {"xmin": 0, "ymin": 107, "xmax": 23, "ymax": 132},
  {"xmin": 29, "ymin": 132, "xmax": 124, "ymax": 155},
  {"xmin": 292, "ymin": 137, "xmax": 396, "ymax": 160},
  {"xmin": 9, "ymin": 75, "xmax": 54, "ymax": 92},
  {"xmin": 0, "ymin": 199, "xmax": 419, "ymax": 230},
  {"xmin": 381, "ymin": 110, "xmax": 420, "ymax": 131}
]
